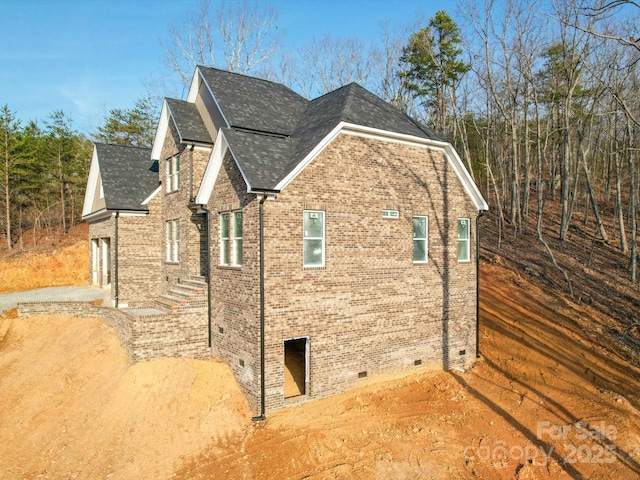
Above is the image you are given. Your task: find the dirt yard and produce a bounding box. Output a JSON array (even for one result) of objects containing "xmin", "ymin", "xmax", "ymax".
[{"xmin": 1, "ymin": 231, "xmax": 639, "ymax": 478}]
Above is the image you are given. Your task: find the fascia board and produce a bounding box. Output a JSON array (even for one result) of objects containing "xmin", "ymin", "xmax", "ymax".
[
  {"xmin": 82, "ymin": 146, "xmax": 100, "ymax": 218},
  {"xmin": 186, "ymin": 68, "xmax": 200, "ymax": 103},
  {"xmin": 194, "ymin": 133, "xmax": 229, "ymax": 205},
  {"xmin": 190, "ymin": 67, "xmax": 231, "ymax": 129},
  {"xmin": 141, "ymin": 185, "xmax": 162, "ymax": 206},
  {"xmin": 276, "ymin": 122, "xmax": 488, "ymax": 212},
  {"xmin": 82, "ymin": 208, "xmax": 109, "ymax": 222},
  {"xmin": 274, "ymin": 122, "xmax": 346, "ymax": 191},
  {"xmin": 166, "ymin": 102, "xmax": 184, "ymax": 144},
  {"xmin": 151, "ymin": 100, "xmax": 170, "ymax": 160}
]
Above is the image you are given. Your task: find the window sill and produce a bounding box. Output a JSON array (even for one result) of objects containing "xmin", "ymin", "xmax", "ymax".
[
  {"xmin": 303, "ymin": 265, "xmax": 326, "ymax": 270},
  {"xmin": 165, "ymin": 261, "xmax": 180, "ymax": 265},
  {"xmin": 218, "ymin": 265, "xmax": 242, "ymax": 271}
]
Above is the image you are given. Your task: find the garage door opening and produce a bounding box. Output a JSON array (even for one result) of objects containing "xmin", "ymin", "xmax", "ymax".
[{"xmin": 284, "ymin": 338, "xmax": 308, "ymax": 398}]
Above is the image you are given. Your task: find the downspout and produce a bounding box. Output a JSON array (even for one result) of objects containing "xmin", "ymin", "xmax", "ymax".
[
  {"xmin": 189, "ymin": 144, "xmax": 195, "ymax": 203},
  {"xmin": 476, "ymin": 210, "xmax": 487, "ymax": 358},
  {"xmin": 252, "ymin": 193, "xmax": 268, "ymax": 422},
  {"xmin": 203, "ymin": 206, "xmax": 212, "ymax": 348},
  {"xmin": 114, "ymin": 211, "xmax": 119, "ymax": 308}
]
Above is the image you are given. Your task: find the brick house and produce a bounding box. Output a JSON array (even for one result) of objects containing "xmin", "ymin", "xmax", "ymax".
[
  {"xmin": 82, "ymin": 143, "xmax": 161, "ymax": 307},
  {"xmin": 82, "ymin": 67, "xmax": 488, "ymax": 416}
]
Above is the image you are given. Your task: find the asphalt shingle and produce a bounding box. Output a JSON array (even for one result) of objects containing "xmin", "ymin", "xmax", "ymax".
[
  {"xmin": 96, "ymin": 143, "xmax": 158, "ymax": 211},
  {"xmin": 166, "ymin": 98, "xmax": 212, "ymax": 145}
]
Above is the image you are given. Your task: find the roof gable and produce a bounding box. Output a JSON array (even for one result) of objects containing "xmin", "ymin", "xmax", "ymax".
[
  {"xmin": 165, "ymin": 98, "xmax": 212, "ymax": 145},
  {"xmin": 83, "ymin": 143, "xmax": 158, "ymax": 218},
  {"xmin": 191, "ymin": 69, "xmax": 487, "ymax": 212}
]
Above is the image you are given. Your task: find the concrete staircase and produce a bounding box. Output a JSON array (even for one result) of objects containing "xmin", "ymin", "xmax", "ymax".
[{"xmin": 154, "ymin": 275, "xmax": 208, "ymax": 312}]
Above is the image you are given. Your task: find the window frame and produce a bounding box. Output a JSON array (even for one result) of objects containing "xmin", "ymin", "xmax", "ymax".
[
  {"xmin": 219, "ymin": 210, "xmax": 243, "ymax": 267},
  {"xmin": 166, "ymin": 155, "xmax": 180, "ymax": 193},
  {"xmin": 232, "ymin": 211, "xmax": 243, "ymax": 267},
  {"xmin": 457, "ymin": 218, "xmax": 471, "ymax": 263},
  {"xmin": 303, "ymin": 210, "xmax": 325, "ymax": 268},
  {"xmin": 166, "ymin": 219, "xmax": 179, "ymax": 263},
  {"xmin": 220, "ymin": 213, "xmax": 230, "ymax": 266},
  {"xmin": 413, "ymin": 215, "xmax": 428, "ymax": 264}
]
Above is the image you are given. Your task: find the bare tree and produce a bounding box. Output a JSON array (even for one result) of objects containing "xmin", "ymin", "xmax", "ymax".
[{"xmin": 162, "ymin": 0, "xmax": 281, "ymax": 87}]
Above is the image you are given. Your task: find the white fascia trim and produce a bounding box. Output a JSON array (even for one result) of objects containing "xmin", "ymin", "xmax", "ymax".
[
  {"xmin": 141, "ymin": 185, "xmax": 162, "ymax": 206},
  {"xmin": 186, "ymin": 68, "xmax": 201, "ymax": 103},
  {"xmin": 82, "ymin": 145, "xmax": 100, "ymax": 218},
  {"xmin": 194, "ymin": 132, "xmax": 229, "ymax": 205},
  {"xmin": 275, "ymin": 122, "xmax": 488, "ymax": 212},
  {"xmin": 188, "ymin": 67, "xmax": 231, "ymax": 128},
  {"xmin": 151, "ymin": 100, "xmax": 170, "ymax": 160},
  {"xmin": 274, "ymin": 122, "xmax": 345, "ymax": 191},
  {"xmin": 117, "ymin": 211, "xmax": 149, "ymax": 217},
  {"xmin": 82, "ymin": 207, "xmax": 109, "ymax": 222}
]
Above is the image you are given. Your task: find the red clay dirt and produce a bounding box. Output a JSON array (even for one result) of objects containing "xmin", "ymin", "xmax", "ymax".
[{"xmin": 0, "ymin": 224, "xmax": 639, "ymax": 479}]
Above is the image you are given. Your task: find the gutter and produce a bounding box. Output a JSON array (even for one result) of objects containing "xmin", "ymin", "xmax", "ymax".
[{"xmin": 476, "ymin": 209, "xmax": 487, "ymax": 358}]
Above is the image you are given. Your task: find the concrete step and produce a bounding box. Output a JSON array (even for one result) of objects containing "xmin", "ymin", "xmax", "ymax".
[
  {"xmin": 179, "ymin": 278, "xmax": 208, "ymax": 292},
  {"xmin": 154, "ymin": 296, "xmax": 181, "ymax": 312},
  {"xmin": 169, "ymin": 286, "xmax": 198, "ymax": 299}
]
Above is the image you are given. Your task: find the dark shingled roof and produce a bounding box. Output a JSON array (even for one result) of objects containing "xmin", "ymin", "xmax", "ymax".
[
  {"xmin": 96, "ymin": 143, "xmax": 158, "ymax": 211},
  {"xmin": 199, "ymin": 68, "xmax": 442, "ymax": 191},
  {"xmin": 166, "ymin": 98, "xmax": 212, "ymax": 145},
  {"xmin": 198, "ymin": 67, "xmax": 308, "ymax": 136}
]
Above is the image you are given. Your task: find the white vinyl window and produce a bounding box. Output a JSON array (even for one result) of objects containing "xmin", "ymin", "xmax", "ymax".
[
  {"xmin": 457, "ymin": 218, "xmax": 470, "ymax": 262},
  {"xmin": 413, "ymin": 215, "xmax": 428, "ymax": 263},
  {"xmin": 166, "ymin": 155, "xmax": 180, "ymax": 192},
  {"xmin": 303, "ymin": 210, "xmax": 325, "ymax": 267},
  {"xmin": 220, "ymin": 213, "xmax": 230, "ymax": 265},
  {"xmin": 166, "ymin": 220, "xmax": 179, "ymax": 262},
  {"xmin": 220, "ymin": 211, "xmax": 243, "ymax": 266}
]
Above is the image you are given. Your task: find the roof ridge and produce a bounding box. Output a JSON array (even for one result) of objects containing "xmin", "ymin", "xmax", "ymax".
[
  {"xmin": 96, "ymin": 142, "xmax": 151, "ymax": 151},
  {"xmin": 196, "ymin": 65, "xmax": 305, "ymax": 98}
]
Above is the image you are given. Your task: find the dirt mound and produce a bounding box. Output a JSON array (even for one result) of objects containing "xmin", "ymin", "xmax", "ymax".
[{"xmin": 0, "ymin": 315, "xmax": 251, "ymax": 479}]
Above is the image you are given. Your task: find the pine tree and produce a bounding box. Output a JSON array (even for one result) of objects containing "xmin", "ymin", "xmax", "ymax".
[{"xmin": 399, "ymin": 10, "xmax": 470, "ymax": 134}]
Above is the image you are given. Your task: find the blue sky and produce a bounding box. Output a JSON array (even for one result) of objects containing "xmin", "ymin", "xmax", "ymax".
[{"xmin": 0, "ymin": 0, "xmax": 450, "ymax": 135}]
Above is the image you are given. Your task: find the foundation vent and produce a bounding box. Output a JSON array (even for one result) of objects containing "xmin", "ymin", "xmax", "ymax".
[{"xmin": 358, "ymin": 371, "xmax": 368, "ymax": 378}]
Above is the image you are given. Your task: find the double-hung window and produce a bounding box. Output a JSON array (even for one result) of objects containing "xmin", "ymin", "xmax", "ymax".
[
  {"xmin": 166, "ymin": 155, "xmax": 180, "ymax": 192},
  {"xmin": 166, "ymin": 220, "xmax": 179, "ymax": 262},
  {"xmin": 457, "ymin": 218, "xmax": 471, "ymax": 262},
  {"xmin": 303, "ymin": 210, "xmax": 325, "ymax": 267},
  {"xmin": 413, "ymin": 215, "xmax": 428, "ymax": 263},
  {"xmin": 220, "ymin": 211, "xmax": 243, "ymax": 266}
]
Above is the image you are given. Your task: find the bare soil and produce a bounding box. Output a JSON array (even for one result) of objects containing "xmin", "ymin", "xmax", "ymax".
[
  {"xmin": 1, "ymin": 212, "xmax": 639, "ymax": 479},
  {"xmin": 0, "ymin": 223, "xmax": 89, "ymax": 293}
]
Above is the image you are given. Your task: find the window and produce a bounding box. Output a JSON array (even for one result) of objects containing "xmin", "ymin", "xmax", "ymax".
[
  {"xmin": 413, "ymin": 216, "xmax": 428, "ymax": 263},
  {"xmin": 166, "ymin": 220, "xmax": 179, "ymax": 262},
  {"xmin": 303, "ymin": 210, "xmax": 324, "ymax": 267},
  {"xmin": 233, "ymin": 211, "xmax": 243, "ymax": 266},
  {"xmin": 457, "ymin": 218, "xmax": 470, "ymax": 262},
  {"xmin": 166, "ymin": 155, "xmax": 180, "ymax": 192},
  {"xmin": 220, "ymin": 211, "xmax": 242, "ymax": 266},
  {"xmin": 220, "ymin": 213, "xmax": 229, "ymax": 265}
]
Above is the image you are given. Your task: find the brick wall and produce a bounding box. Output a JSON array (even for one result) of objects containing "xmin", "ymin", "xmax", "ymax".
[
  {"xmin": 17, "ymin": 301, "xmax": 211, "ymax": 363},
  {"xmin": 261, "ymin": 134, "xmax": 479, "ymax": 411},
  {"xmin": 207, "ymin": 133, "xmax": 480, "ymax": 414},
  {"xmin": 208, "ymin": 149, "xmax": 262, "ymax": 411},
  {"xmin": 160, "ymin": 122, "xmax": 212, "ymax": 288}
]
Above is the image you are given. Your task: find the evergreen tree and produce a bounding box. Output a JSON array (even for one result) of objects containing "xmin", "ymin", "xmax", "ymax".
[
  {"xmin": 94, "ymin": 95, "xmax": 157, "ymax": 148},
  {"xmin": 0, "ymin": 105, "xmax": 25, "ymax": 249},
  {"xmin": 399, "ymin": 10, "xmax": 469, "ymax": 134}
]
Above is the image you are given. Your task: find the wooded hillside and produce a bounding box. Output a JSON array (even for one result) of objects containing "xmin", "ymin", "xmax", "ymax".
[{"xmin": 1, "ymin": 0, "xmax": 638, "ymax": 291}]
